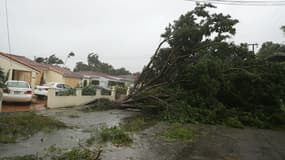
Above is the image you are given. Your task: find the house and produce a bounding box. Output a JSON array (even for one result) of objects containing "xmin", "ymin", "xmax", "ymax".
[
  {"xmin": 0, "ymin": 52, "xmax": 82, "ymax": 88},
  {"xmin": 0, "ymin": 52, "xmax": 41, "ymax": 89},
  {"xmin": 78, "ymin": 71, "xmax": 136, "ymax": 88}
]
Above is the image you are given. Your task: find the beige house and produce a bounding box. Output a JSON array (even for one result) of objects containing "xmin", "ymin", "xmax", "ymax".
[
  {"xmin": 0, "ymin": 52, "xmax": 82, "ymax": 88},
  {"xmin": 0, "ymin": 52, "xmax": 40, "ymax": 89}
]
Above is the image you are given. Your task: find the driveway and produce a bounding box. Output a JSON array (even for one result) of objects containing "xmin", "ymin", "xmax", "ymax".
[{"xmin": 1, "ymin": 97, "xmax": 46, "ymax": 112}]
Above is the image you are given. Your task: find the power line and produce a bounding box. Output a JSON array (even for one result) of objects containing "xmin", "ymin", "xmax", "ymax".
[
  {"xmin": 186, "ymin": 0, "xmax": 285, "ymax": 6},
  {"xmin": 5, "ymin": 0, "xmax": 11, "ymax": 54}
]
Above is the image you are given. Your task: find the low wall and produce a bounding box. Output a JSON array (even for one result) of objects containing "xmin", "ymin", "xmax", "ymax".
[{"xmin": 47, "ymin": 88, "xmax": 115, "ymax": 108}]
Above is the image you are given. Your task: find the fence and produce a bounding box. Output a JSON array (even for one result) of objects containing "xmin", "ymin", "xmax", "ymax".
[{"xmin": 47, "ymin": 88, "xmax": 115, "ymax": 108}]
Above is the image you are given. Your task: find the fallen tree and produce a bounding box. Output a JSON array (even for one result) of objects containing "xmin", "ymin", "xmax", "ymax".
[{"xmin": 115, "ymin": 4, "xmax": 285, "ymax": 128}]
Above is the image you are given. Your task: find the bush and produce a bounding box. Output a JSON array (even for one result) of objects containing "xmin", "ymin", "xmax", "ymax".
[
  {"xmin": 225, "ymin": 117, "xmax": 244, "ymax": 128},
  {"xmin": 56, "ymin": 88, "xmax": 76, "ymax": 96},
  {"xmin": 160, "ymin": 123, "xmax": 197, "ymax": 142},
  {"xmin": 100, "ymin": 126, "xmax": 132, "ymax": 146},
  {"xmin": 115, "ymin": 86, "xmax": 128, "ymax": 99},
  {"xmin": 82, "ymin": 85, "xmax": 97, "ymax": 96}
]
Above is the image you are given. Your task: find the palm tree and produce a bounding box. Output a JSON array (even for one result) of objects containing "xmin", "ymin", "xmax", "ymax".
[
  {"xmin": 281, "ymin": 26, "xmax": 285, "ymax": 33},
  {"xmin": 64, "ymin": 52, "xmax": 75, "ymax": 66}
]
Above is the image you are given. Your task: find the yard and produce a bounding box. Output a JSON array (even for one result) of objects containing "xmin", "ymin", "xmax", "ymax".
[{"xmin": 0, "ymin": 107, "xmax": 285, "ymax": 160}]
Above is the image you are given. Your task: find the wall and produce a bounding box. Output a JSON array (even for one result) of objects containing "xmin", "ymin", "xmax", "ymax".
[
  {"xmin": 47, "ymin": 88, "xmax": 115, "ymax": 108},
  {"xmin": 44, "ymin": 70, "xmax": 64, "ymax": 83},
  {"xmin": 64, "ymin": 77, "xmax": 81, "ymax": 88},
  {"xmin": 35, "ymin": 72, "xmax": 41, "ymax": 86},
  {"xmin": 0, "ymin": 54, "xmax": 37, "ymax": 88}
]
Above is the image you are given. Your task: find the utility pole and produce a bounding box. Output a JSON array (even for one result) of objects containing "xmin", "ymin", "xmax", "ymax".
[{"xmin": 247, "ymin": 43, "xmax": 258, "ymax": 54}]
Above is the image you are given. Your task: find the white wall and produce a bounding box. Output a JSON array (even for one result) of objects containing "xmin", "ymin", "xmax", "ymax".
[{"xmin": 47, "ymin": 88, "xmax": 115, "ymax": 108}]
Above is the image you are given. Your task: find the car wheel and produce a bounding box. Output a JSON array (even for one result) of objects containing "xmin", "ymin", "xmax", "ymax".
[{"xmin": 25, "ymin": 101, "xmax": 32, "ymax": 105}]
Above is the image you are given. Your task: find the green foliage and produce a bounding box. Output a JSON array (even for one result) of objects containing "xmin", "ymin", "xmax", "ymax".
[
  {"xmin": 82, "ymin": 98, "xmax": 117, "ymax": 111},
  {"xmin": 257, "ymin": 41, "xmax": 285, "ymax": 59},
  {"xmin": 0, "ymin": 112, "xmax": 66, "ymax": 143},
  {"xmin": 82, "ymin": 85, "xmax": 97, "ymax": 96},
  {"xmin": 100, "ymin": 126, "xmax": 132, "ymax": 146},
  {"xmin": 54, "ymin": 148, "xmax": 94, "ymax": 160},
  {"xmin": 85, "ymin": 125, "xmax": 133, "ymax": 146},
  {"xmin": 56, "ymin": 88, "xmax": 76, "ymax": 96},
  {"xmin": 281, "ymin": 25, "xmax": 285, "ymax": 34},
  {"xmin": 225, "ymin": 117, "xmax": 244, "ymax": 128},
  {"xmin": 73, "ymin": 53, "xmax": 131, "ymax": 75},
  {"xmin": 0, "ymin": 155, "xmax": 38, "ymax": 160},
  {"xmin": 121, "ymin": 116, "xmax": 156, "ymax": 132},
  {"xmin": 35, "ymin": 54, "xmax": 64, "ymax": 65},
  {"xmin": 0, "ymin": 146, "xmax": 99, "ymax": 160},
  {"xmin": 160, "ymin": 123, "xmax": 197, "ymax": 142},
  {"xmin": 115, "ymin": 86, "xmax": 128, "ymax": 99},
  {"xmin": 0, "ymin": 67, "xmax": 5, "ymax": 88},
  {"xmin": 131, "ymin": 4, "xmax": 285, "ymax": 129}
]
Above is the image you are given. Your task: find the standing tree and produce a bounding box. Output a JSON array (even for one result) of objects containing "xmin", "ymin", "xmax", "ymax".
[
  {"xmin": 74, "ymin": 52, "xmax": 131, "ymax": 75},
  {"xmin": 34, "ymin": 54, "xmax": 64, "ymax": 65},
  {"xmin": 65, "ymin": 52, "xmax": 75, "ymax": 66},
  {"xmin": 281, "ymin": 26, "xmax": 285, "ymax": 34}
]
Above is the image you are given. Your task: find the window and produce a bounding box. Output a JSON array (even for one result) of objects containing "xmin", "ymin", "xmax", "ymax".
[{"xmin": 91, "ymin": 80, "xmax": 100, "ymax": 86}]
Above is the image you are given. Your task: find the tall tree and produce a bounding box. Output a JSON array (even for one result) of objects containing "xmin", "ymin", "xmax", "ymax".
[
  {"xmin": 281, "ymin": 25, "xmax": 285, "ymax": 34},
  {"xmin": 34, "ymin": 54, "xmax": 64, "ymax": 65},
  {"xmin": 257, "ymin": 42, "xmax": 285, "ymax": 59},
  {"xmin": 64, "ymin": 52, "xmax": 75, "ymax": 66},
  {"xmin": 74, "ymin": 53, "xmax": 131, "ymax": 75}
]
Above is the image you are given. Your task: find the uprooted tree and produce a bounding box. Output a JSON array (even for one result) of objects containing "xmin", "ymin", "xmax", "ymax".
[{"xmin": 119, "ymin": 4, "xmax": 285, "ymax": 128}]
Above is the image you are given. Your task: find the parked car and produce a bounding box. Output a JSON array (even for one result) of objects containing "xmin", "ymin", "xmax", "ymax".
[
  {"xmin": 34, "ymin": 82, "xmax": 72, "ymax": 97},
  {"xmin": 2, "ymin": 80, "xmax": 33, "ymax": 103}
]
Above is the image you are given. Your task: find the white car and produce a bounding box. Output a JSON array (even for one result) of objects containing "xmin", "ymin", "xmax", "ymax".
[
  {"xmin": 3, "ymin": 80, "xmax": 33, "ymax": 103},
  {"xmin": 34, "ymin": 82, "xmax": 72, "ymax": 97}
]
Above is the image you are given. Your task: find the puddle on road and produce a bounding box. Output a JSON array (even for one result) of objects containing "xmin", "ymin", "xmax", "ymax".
[{"xmin": 0, "ymin": 108, "xmax": 136, "ymax": 158}]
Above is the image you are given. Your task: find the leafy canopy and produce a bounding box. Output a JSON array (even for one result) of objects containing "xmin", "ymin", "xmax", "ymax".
[{"xmin": 74, "ymin": 53, "xmax": 131, "ymax": 75}]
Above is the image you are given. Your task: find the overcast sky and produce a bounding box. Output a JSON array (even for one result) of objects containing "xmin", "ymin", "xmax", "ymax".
[{"xmin": 0, "ymin": 0, "xmax": 285, "ymax": 72}]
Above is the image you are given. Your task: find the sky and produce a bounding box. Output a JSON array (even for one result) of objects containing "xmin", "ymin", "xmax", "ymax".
[{"xmin": 0, "ymin": 0, "xmax": 285, "ymax": 72}]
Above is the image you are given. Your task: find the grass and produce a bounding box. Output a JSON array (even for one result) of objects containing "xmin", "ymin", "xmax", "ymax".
[
  {"xmin": 0, "ymin": 112, "xmax": 67, "ymax": 143},
  {"xmin": 85, "ymin": 126, "xmax": 133, "ymax": 146},
  {"xmin": 0, "ymin": 155, "xmax": 38, "ymax": 160},
  {"xmin": 100, "ymin": 126, "xmax": 132, "ymax": 146},
  {"xmin": 54, "ymin": 147, "xmax": 95, "ymax": 160},
  {"xmin": 121, "ymin": 116, "xmax": 156, "ymax": 132},
  {"xmin": 68, "ymin": 114, "xmax": 80, "ymax": 118},
  {"xmin": 160, "ymin": 123, "xmax": 198, "ymax": 142},
  {"xmin": 0, "ymin": 147, "xmax": 97, "ymax": 160}
]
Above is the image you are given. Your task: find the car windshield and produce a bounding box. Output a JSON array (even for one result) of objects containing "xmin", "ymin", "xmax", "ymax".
[
  {"xmin": 43, "ymin": 83, "xmax": 55, "ymax": 87},
  {"xmin": 7, "ymin": 81, "xmax": 29, "ymax": 88}
]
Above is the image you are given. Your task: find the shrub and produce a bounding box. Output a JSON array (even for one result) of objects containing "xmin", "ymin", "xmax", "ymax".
[
  {"xmin": 115, "ymin": 86, "xmax": 128, "ymax": 99},
  {"xmin": 225, "ymin": 117, "xmax": 244, "ymax": 128},
  {"xmin": 82, "ymin": 85, "xmax": 97, "ymax": 96},
  {"xmin": 160, "ymin": 123, "xmax": 197, "ymax": 142},
  {"xmin": 100, "ymin": 126, "xmax": 132, "ymax": 146},
  {"xmin": 56, "ymin": 88, "xmax": 76, "ymax": 96}
]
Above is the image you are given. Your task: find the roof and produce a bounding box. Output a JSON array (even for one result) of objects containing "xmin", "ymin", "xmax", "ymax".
[
  {"xmin": 77, "ymin": 71, "xmax": 124, "ymax": 81},
  {"xmin": 51, "ymin": 66, "xmax": 83, "ymax": 78},
  {"xmin": 0, "ymin": 52, "xmax": 82, "ymax": 78},
  {"xmin": 0, "ymin": 52, "xmax": 40, "ymax": 72}
]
